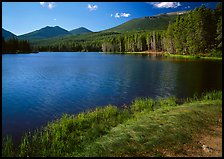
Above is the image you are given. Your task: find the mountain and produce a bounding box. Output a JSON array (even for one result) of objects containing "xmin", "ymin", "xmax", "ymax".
[
  {"xmin": 69, "ymin": 27, "xmax": 92, "ymax": 35},
  {"xmin": 2, "ymin": 28, "xmax": 17, "ymax": 39},
  {"xmin": 18, "ymin": 26, "xmax": 71, "ymax": 40},
  {"xmin": 16, "ymin": 10, "xmax": 189, "ymax": 45},
  {"xmin": 102, "ymin": 11, "xmax": 188, "ymax": 33}
]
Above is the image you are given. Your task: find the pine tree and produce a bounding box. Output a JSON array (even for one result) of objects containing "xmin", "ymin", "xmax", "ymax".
[{"xmin": 216, "ymin": 16, "xmax": 222, "ymax": 48}]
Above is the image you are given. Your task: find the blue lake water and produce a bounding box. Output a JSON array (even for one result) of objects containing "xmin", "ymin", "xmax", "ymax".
[{"xmin": 2, "ymin": 52, "xmax": 222, "ymax": 143}]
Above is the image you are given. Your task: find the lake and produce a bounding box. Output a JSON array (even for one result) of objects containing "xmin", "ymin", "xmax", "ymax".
[{"xmin": 2, "ymin": 52, "xmax": 222, "ymax": 143}]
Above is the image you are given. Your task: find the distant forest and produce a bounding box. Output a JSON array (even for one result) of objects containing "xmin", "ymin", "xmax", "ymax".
[
  {"xmin": 2, "ymin": 3, "xmax": 222, "ymax": 56},
  {"xmin": 2, "ymin": 37, "xmax": 32, "ymax": 53}
]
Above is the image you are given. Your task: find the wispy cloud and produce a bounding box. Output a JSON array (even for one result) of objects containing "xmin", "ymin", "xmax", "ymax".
[
  {"xmin": 149, "ymin": 2, "xmax": 181, "ymax": 8},
  {"xmin": 113, "ymin": 12, "xmax": 131, "ymax": 18},
  {"xmin": 88, "ymin": 4, "xmax": 98, "ymax": 11},
  {"xmin": 40, "ymin": 2, "xmax": 56, "ymax": 9},
  {"xmin": 53, "ymin": 18, "xmax": 57, "ymax": 21}
]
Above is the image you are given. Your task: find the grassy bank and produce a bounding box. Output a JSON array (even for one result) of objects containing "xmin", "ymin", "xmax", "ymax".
[
  {"xmin": 101, "ymin": 51, "xmax": 163, "ymax": 55},
  {"xmin": 101, "ymin": 51, "xmax": 222, "ymax": 60},
  {"xmin": 163, "ymin": 53, "xmax": 222, "ymax": 60},
  {"xmin": 2, "ymin": 91, "xmax": 222, "ymax": 157}
]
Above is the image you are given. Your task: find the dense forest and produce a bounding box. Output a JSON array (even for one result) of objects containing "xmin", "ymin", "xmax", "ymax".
[
  {"xmin": 2, "ymin": 3, "xmax": 222, "ymax": 56},
  {"xmin": 101, "ymin": 4, "xmax": 222, "ymax": 56},
  {"xmin": 164, "ymin": 4, "xmax": 222, "ymax": 55},
  {"xmin": 2, "ymin": 37, "xmax": 33, "ymax": 53}
]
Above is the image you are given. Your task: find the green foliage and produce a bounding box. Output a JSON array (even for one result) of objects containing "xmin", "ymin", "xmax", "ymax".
[
  {"xmin": 101, "ymin": 31, "xmax": 165, "ymax": 53},
  {"xmin": 131, "ymin": 97, "xmax": 154, "ymax": 113},
  {"xmin": 186, "ymin": 90, "xmax": 222, "ymax": 103},
  {"xmin": 19, "ymin": 133, "xmax": 31, "ymax": 157},
  {"xmin": 2, "ymin": 136, "xmax": 14, "ymax": 157},
  {"xmin": 206, "ymin": 48, "xmax": 222, "ymax": 58},
  {"xmin": 216, "ymin": 16, "xmax": 222, "ymax": 49},
  {"xmin": 201, "ymin": 90, "xmax": 222, "ymax": 101},
  {"xmin": 166, "ymin": 5, "xmax": 219, "ymax": 54},
  {"xmin": 154, "ymin": 97, "xmax": 177, "ymax": 109}
]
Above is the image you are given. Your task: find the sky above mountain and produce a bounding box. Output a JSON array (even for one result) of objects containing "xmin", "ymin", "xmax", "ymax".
[{"xmin": 2, "ymin": 2, "xmax": 220, "ymax": 36}]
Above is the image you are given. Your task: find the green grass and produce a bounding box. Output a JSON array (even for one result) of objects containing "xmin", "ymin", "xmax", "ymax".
[
  {"xmin": 102, "ymin": 52, "xmax": 222, "ymax": 60},
  {"xmin": 2, "ymin": 91, "xmax": 222, "ymax": 157},
  {"xmin": 163, "ymin": 53, "xmax": 222, "ymax": 60},
  {"xmin": 80, "ymin": 100, "xmax": 222, "ymax": 157}
]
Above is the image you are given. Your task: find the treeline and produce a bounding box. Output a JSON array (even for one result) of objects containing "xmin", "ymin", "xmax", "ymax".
[
  {"xmin": 32, "ymin": 31, "xmax": 121, "ymax": 52},
  {"xmin": 102, "ymin": 3, "xmax": 222, "ymax": 55},
  {"xmin": 36, "ymin": 40, "xmax": 102, "ymax": 52},
  {"xmin": 2, "ymin": 37, "xmax": 33, "ymax": 53},
  {"xmin": 101, "ymin": 31, "xmax": 165, "ymax": 52},
  {"xmin": 164, "ymin": 4, "xmax": 222, "ymax": 55},
  {"xmin": 35, "ymin": 31, "xmax": 164, "ymax": 52}
]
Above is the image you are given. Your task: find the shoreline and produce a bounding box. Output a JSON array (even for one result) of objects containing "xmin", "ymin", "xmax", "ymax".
[
  {"xmin": 101, "ymin": 51, "xmax": 222, "ymax": 60},
  {"xmin": 2, "ymin": 91, "xmax": 222, "ymax": 157},
  {"xmin": 2, "ymin": 51, "xmax": 39, "ymax": 54}
]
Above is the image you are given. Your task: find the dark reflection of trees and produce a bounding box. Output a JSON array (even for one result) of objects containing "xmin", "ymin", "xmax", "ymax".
[{"xmin": 174, "ymin": 60, "xmax": 222, "ymax": 99}]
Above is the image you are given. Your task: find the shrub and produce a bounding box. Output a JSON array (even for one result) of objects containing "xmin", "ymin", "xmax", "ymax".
[{"xmin": 131, "ymin": 97, "xmax": 154, "ymax": 113}]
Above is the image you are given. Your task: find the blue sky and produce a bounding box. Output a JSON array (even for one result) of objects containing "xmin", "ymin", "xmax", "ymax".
[{"xmin": 2, "ymin": 2, "xmax": 220, "ymax": 35}]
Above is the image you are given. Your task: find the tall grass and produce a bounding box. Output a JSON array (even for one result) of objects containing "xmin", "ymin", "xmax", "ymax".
[
  {"xmin": 2, "ymin": 90, "xmax": 222, "ymax": 157},
  {"xmin": 201, "ymin": 90, "xmax": 222, "ymax": 100},
  {"xmin": 2, "ymin": 136, "xmax": 14, "ymax": 157}
]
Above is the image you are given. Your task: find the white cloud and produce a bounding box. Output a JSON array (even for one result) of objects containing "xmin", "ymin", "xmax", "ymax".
[
  {"xmin": 149, "ymin": 2, "xmax": 181, "ymax": 8},
  {"xmin": 40, "ymin": 2, "xmax": 45, "ymax": 7},
  {"xmin": 53, "ymin": 18, "xmax": 56, "ymax": 21},
  {"xmin": 110, "ymin": 14, "xmax": 113, "ymax": 17},
  {"xmin": 48, "ymin": 2, "xmax": 56, "ymax": 9},
  {"xmin": 115, "ymin": 13, "xmax": 120, "ymax": 18},
  {"xmin": 114, "ymin": 12, "xmax": 131, "ymax": 18},
  {"xmin": 121, "ymin": 13, "xmax": 131, "ymax": 17},
  {"xmin": 40, "ymin": 2, "xmax": 56, "ymax": 9},
  {"xmin": 88, "ymin": 4, "xmax": 98, "ymax": 11}
]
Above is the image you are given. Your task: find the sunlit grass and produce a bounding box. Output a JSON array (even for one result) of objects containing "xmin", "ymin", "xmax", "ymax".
[
  {"xmin": 102, "ymin": 52, "xmax": 222, "ymax": 60},
  {"xmin": 164, "ymin": 53, "xmax": 222, "ymax": 60}
]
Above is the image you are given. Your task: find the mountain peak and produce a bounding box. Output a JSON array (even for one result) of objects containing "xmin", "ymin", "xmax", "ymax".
[
  {"xmin": 54, "ymin": 26, "xmax": 62, "ymax": 28},
  {"xmin": 69, "ymin": 27, "xmax": 92, "ymax": 35},
  {"xmin": 18, "ymin": 26, "xmax": 70, "ymax": 40},
  {"xmin": 2, "ymin": 28, "xmax": 17, "ymax": 39}
]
